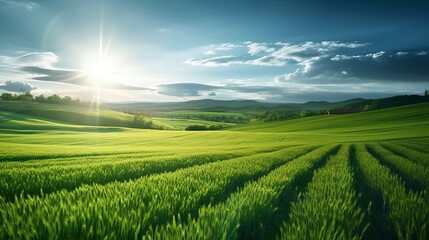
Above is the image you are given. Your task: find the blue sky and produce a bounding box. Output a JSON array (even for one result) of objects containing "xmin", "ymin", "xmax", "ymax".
[{"xmin": 0, "ymin": 0, "xmax": 428, "ymax": 102}]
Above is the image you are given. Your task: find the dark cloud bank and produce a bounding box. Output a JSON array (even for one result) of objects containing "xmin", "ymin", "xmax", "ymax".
[{"xmin": 277, "ymin": 51, "xmax": 429, "ymax": 83}]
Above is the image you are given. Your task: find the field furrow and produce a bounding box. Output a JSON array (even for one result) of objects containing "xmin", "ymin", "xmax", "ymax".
[
  {"xmin": 143, "ymin": 144, "xmax": 339, "ymax": 240},
  {"xmin": 380, "ymin": 142, "xmax": 429, "ymax": 167},
  {"xmin": 0, "ymin": 145, "xmax": 315, "ymax": 239},
  {"xmin": 278, "ymin": 145, "xmax": 369, "ymax": 240},
  {"xmin": 366, "ymin": 144, "xmax": 429, "ymax": 190},
  {"xmin": 1, "ymin": 151, "xmax": 173, "ymax": 168},
  {"xmin": 354, "ymin": 144, "xmax": 429, "ymax": 240},
  {"xmin": 396, "ymin": 141, "xmax": 429, "ymax": 154},
  {"xmin": 0, "ymin": 145, "xmax": 153, "ymax": 162},
  {"xmin": 0, "ymin": 152, "xmax": 244, "ymax": 201}
]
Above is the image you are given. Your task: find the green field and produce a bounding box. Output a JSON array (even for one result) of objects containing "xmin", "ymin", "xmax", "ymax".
[
  {"xmin": 0, "ymin": 101, "xmax": 169, "ymax": 130},
  {"xmin": 1, "ymin": 102, "xmax": 428, "ymax": 239},
  {"xmin": 151, "ymin": 117, "xmax": 237, "ymax": 130}
]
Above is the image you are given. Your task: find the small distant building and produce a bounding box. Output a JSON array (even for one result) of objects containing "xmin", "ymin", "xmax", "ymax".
[{"xmin": 326, "ymin": 109, "xmax": 363, "ymax": 115}]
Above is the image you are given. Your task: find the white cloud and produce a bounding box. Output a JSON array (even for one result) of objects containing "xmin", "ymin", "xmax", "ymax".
[
  {"xmin": 201, "ymin": 43, "xmax": 242, "ymax": 56},
  {"xmin": 1, "ymin": 52, "xmax": 58, "ymax": 68},
  {"xmin": 274, "ymin": 69, "xmax": 303, "ymax": 83},
  {"xmin": 247, "ymin": 42, "xmax": 275, "ymax": 56},
  {"xmin": 331, "ymin": 55, "xmax": 355, "ymax": 61},
  {"xmin": 416, "ymin": 51, "xmax": 428, "ymax": 56},
  {"xmin": 0, "ymin": 0, "xmax": 39, "ymax": 11},
  {"xmin": 270, "ymin": 41, "xmax": 365, "ymax": 62},
  {"xmin": 185, "ymin": 55, "xmax": 241, "ymax": 67},
  {"xmin": 369, "ymin": 51, "xmax": 385, "ymax": 58},
  {"xmin": 187, "ymin": 40, "xmax": 368, "ymax": 67},
  {"xmin": 396, "ymin": 52, "xmax": 408, "ymax": 56},
  {"xmin": 215, "ymin": 43, "xmax": 240, "ymax": 51},
  {"xmin": 248, "ymin": 56, "xmax": 286, "ymax": 66},
  {"xmin": 204, "ymin": 50, "xmax": 216, "ymax": 55},
  {"xmin": 275, "ymin": 51, "xmax": 429, "ymax": 83}
]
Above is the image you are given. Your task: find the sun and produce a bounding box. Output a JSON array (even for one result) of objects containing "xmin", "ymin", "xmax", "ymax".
[
  {"xmin": 84, "ymin": 57, "xmax": 113, "ymax": 88},
  {"xmin": 89, "ymin": 60, "xmax": 108, "ymax": 78},
  {"xmin": 82, "ymin": 55, "xmax": 115, "ymax": 111}
]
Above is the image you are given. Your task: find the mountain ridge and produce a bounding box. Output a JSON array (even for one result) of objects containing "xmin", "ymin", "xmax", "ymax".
[{"xmin": 106, "ymin": 98, "xmax": 366, "ymax": 112}]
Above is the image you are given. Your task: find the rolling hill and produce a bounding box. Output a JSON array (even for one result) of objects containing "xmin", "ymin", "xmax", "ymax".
[
  {"xmin": 342, "ymin": 94, "xmax": 429, "ymax": 110},
  {"xmin": 106, "ymin": 98, "xmax": 365, "ymax": 112},
  {"xmin": 1, "ymin": 101, "xmax": 428, "ymax": 240},
  {"xmin": 0, "ymin": 101, "xmax": 168, "ymax": 130},
  {"xmin": 231, "ymin": 102, "xmax": 429, "ymax": 141}
]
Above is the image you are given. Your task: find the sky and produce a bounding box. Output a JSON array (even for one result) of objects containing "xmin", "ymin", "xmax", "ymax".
[{"xmin": 0, "ymin": 0, "xmax": 428, "ymax": 103}]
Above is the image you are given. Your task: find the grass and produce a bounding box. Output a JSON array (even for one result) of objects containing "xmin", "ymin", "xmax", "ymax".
[
  {"xmin": 231, "ymin": 102, "xmax": 429, "ymax": 141},
  {"xmin": 0, "ymin": 101, "xmax": 169, "ymax": 129},
  {"xmin": 151, "ymin": 117, "xmax": 236, "ymax": 130},
  {"xmin": 0, "ymin": 101, "xmax": 428, "ymax": 239},
  {"xmin": 279, "ymin": 145, "xmax": 368, "ymax": 240}
]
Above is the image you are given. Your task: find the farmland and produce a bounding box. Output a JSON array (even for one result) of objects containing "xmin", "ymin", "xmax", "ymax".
[{"xmin": 1, "ymin": 102, "xmax": 429, "ymax": 239}]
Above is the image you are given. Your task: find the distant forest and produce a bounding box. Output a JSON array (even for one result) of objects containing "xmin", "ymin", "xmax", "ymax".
[
  {"xmin": 0, "ymin": 92, "xmax": 104, "ymax": 108},
  {"xmin": 342, "ymin": 94, "xmax": 429, "ymax": 111}
]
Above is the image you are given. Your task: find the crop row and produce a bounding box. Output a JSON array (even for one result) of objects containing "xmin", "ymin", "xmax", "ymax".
[
  {"xmin": 0, "ymin": 145, "xmax": 317, "ymax": 239},
  {"xmin": 143, "ymin": 145, "xmax": 338, "ymax": 240},
  {"xmin": 354, "ymin": 144, "xmax": 428, "ymax": 240},
  {"xmin": 0, "ymin": 152, "xmax": 243, "ymax": 201},
  {"xmin": 279, "ymin": 145, "xmax": 369, "ymax": 240},
  {"xmin": 380, "ymin": 142, "xmax": 429, "ymax": 167},
  {"xmin": 396, "ymin": 140, "xmax": 429, "ymax": 154},
  {"xmin": 2, "ymin": 144, "xmax": 283, "ymax": 169},
  {"xmin": 0, "ymin": 145, "xmax": 289, "ymax": 201},
  {"xmin": 367, "ymin": 144, "xmax": 429, "ymax": 190},
  {"xmin": 0, "ymin": 143, "xmax": 151, "ymax": 162},
  {"xmin": 2, "ymin": 151, "xmax": 172, "ymax": 168}
]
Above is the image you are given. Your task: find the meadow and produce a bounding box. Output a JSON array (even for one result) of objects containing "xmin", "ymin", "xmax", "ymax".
[{"xmin": 0, "ymin": 102, "xmax": 428, "ymax": 239}]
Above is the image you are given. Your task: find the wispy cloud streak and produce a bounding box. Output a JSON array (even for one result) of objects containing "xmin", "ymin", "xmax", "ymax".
[{"xmin": 0, "ymin": 0, "xmax": 39, "ymax": 11}]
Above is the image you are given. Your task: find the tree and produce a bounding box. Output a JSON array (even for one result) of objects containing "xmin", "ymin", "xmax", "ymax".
[
  {"xmin": 425, "ymin": 90, "xmax": 429, "ymax": 96},
  {"xmin": 364, "ymin": 100, "xmax": 380, "ymax": 111},
  {"xmin": 62, "ymin": 96, "xmax": 73, "ymax": 104},
  {"xmin": 46, "ymin": 94, "xmax": 62, "ymax": 104},
  {"xmin": 300, "ymin": 109, "xmax": 313, "ymax": 118},
  {"xmin": 15, "ymin": 92, "xmax": 34, "ymax": 102},
  {"xmin": 35, "ymin": 94, "xmax": 46, "ymax": 102},
  {"xmin": 185, "ymin": 124, "xmax": 209, "ymax": 131},
  {"xmin": 0, "ymin": 92, "xmax": 14, "ymax": 101}
]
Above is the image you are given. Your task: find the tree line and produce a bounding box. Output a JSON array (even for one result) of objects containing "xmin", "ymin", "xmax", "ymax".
[
  {"xmin": 250, "ymin": 109, "xmax": 326, "ymax": 123},
  {"xmin": 0, "ymin": 92, "xmax": 105, "ymax": 108}
]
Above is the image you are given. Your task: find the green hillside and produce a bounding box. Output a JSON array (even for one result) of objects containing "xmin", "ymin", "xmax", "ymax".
[
  {"xmin": 1, "ymin": 102, "xmax": 428, "ymax": 240},
  {"xmin": 0, "ymin": 101, "xmax": 168, "ymax": 129},
  {"xmin": 343, "ymin": 94, "xmax": 429, "ymax": 110},
  {"xmin": 231, "ymin": 102, "xmax": 429, "ymax": 141},
  {"xmin": 106, "ymin": 98, "xmax": 364, "ymax": 112},
  {"xmin": 151, "ymin": 117, "xmax": 236, "ymax": 130}
]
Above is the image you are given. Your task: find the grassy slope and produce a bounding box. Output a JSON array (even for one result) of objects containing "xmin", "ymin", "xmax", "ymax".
[
  {"xmin": 0, "ymin": 102, "xmax": 428, "ymax": 161},
  {"xmin": 0, "ymin": 101, "xmax": 169, "ymax": 129},
  {"xmin": 151, "ymin": 117, "xmax": 236, "ymax": 130},
  {"xmin": 106, "ymin": 98, "xmax": 365, "ymax": 112},
  {"xmin": 230, "ymin": 102, "xmax": 429, "ymax": 142}
]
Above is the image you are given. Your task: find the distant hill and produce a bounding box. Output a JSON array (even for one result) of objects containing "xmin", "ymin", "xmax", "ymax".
[
  {"xmin": 342, "ymin": 95, "xmax": 429, "ymax": 110},
  {"xmin": 106, "ymin": 98, "xmax": 365, "ymax": 112},
  {"xmin": 0, "ymin": 101, "xmax": 168, "ymax": 129},
  {"xmin": 231, "ymin": 102, "xmax": 429, "ymax": 140}
]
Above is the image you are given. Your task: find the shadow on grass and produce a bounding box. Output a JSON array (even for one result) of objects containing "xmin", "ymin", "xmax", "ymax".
[
  {"xmin": 239, "ymin": 145, "xmax": 341, "ymax": 240},
  {"xmin": 350, "ymin": 145, "xmax": 397, "ymax": 240}
]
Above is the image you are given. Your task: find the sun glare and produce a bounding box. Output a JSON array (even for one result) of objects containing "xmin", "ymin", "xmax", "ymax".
[
  {"xmin": 84, "ymin": 57, "xmax": 113, "ymax": 88},
  {"xmin": 82, "ymin": 55, "xmax": 115, "ymax": 112}
]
